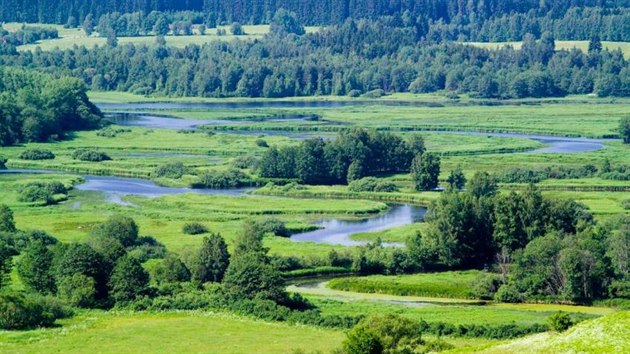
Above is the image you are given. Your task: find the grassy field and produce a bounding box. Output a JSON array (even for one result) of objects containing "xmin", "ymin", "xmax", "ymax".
[
  {"xmin": 466, "ymin": 40, "xmax": 630, "ymax": 59},
  {"xmin": 0, "ymin": 310, "xmax": 344, "ymax": 354},
  {"xmin": 327, "ymin": 271, "xmax": 483, "ymax": 298},
  {"xmin": 0, "ymin": 174, "xmax": 386, "ymax": 257},
  {"xmin": 4, "ymin": 23, "xmax": 321, "ymax": 51},
  {"xmin": 476, "ymin": 311, "xmax": 630, "ymax": 354}
]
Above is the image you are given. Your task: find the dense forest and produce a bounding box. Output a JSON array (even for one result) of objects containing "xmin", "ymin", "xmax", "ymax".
[
  {"xmin": 0, "ymin": 67, "xmax": 102, "ymax": 146},
  {"xmin": 2, "ymin": 16, "xmax": 628, "ymax": 99},
  {"xmin": 3, "ymin": 0, "xmax": 628, "ymax": 26}
]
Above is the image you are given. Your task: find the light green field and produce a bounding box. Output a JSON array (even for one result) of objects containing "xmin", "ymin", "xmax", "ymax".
[
  {"xmin": 327, "ymin": 271, "xmax": 483, "ymax": 298},
  {"xmin": 311, "ymin": 296, "xmax": 597, "ymax": 327},
  {"xmin": 466, "ymin": 40, "xmax": 630, "ymax": 59},
  {"xmin": 5, "ymin": 23, "xmax": 320, "ymax": 51},
  {"xmin": 0, "ymin": 311, "xmax": 344, "ymax": 354},
  {"xmin": 476, "ymin": 311, "xmax": 630, "ymax": 354},
  {"xmin": 0, "ymin": 172, "xmax": 390, "ymax": 257}
]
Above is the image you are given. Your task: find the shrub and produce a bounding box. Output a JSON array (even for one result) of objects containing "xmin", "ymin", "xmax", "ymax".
[
  {"xmin": 347, "ymin": 89, "xmax": 362, "ymax": 97},
  {"xmin": 471, "ymin": 272, "xmax": 502, "ymax": 300},
  {"xmin": 623, "ymin": 199, "xmax": 630, "ymax": 210},
  {"xmin": 0, "ymin": 156, "xmax": 6, "ymax": 169},
  {"xmin": 343, "ymin": 326, "xmax": 384, "ymax": 354},
  {"xmin": 17, "ymin": 181, "xmax": 68, "ymax": 205},
  {"xmin": 230, "ymin": 22, "xmax": 245, "ymax": 35},
  {"xmin": 96, "ymin": 127, "xmax": 131, "ymax": 137},
  {"xmin": 232, "ymin": 155, "xmax": 257, "ymax": 169},
  {"xmin": 348, "ymin": 177, "xmax": 399, "ymax": 193},
  {"xmin": 182, "ymin": 222, "xmax": 209, "ymax": 235},
  {"xmin": 256, "ymin": 217, "xmax": 289, "ymax": 237},
  {"xmin": 57, "ymin": 274, "xmax": 97, "ymax": 308},
  {"xmin": 548, "ymin": 312, "xmax": 574, "ymax": 332},
  {"xmin": 0, "ymin": 292, "xmax": 72, "ymax": 330},
  {"xmin": 255, "ymin": 139, "xmax": 269, "ymax": 148},
  {"xmin": 192, "ymin": 169, "xmax": 249, "ymax": 189},
  {"xmin": 155, "ymin": 162, "xmax": 189, "ymax": 179},
  {"xmin": 494, "ymin": 283, "xmax": 524, "ymax": 303},
  {"xmin": 18, "ymin": 149, "xmax": 55, "ymax": 160},
  {"xmin": 71, "ymin": 149, "xmax": 111, "ymax": 162},
  {"xmin": 362, "ymin": 89, "xmax": 386, "ymax": 98}
]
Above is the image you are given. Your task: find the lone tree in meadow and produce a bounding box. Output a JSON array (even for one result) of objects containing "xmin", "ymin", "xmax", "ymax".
[
  {"xmin": 411, "ymin": 152, "xmax": 441, "ymax": 191},
  {"xmin": 620, "ymin": 116, "xmax": 630, "ymax": 144}
]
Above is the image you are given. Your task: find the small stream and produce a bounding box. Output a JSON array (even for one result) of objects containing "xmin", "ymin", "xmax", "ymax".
[{"xmin": 2, "ymin": 170, "xmax": 425, "ymax": 246}]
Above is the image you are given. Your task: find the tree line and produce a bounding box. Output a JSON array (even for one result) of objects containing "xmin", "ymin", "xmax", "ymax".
[
  {"xmin": 258, "ymin": 129, "xmax": 426, "ymax": 185},
  {"xmin": 2, "ymin": 17, "xmax": 628, "ymax": 99},
  {"xmin": 414, "ymin": 173, "xmax": 630, "ymax": 302},
  {"xmin": 2, "ymin": 0, "xmax": 625, "ymax": 27},
  {"xmin": 0, "ymin": 67, "xmax": 102, "ymax": 146},
  {"xmin": 0, "ymin": 26, "xmax": 58, "ymax": 55}
]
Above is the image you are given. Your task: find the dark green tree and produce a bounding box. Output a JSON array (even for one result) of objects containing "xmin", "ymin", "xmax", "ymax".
[
  {"xmin": 106, "ymin": 31, "xmax": 118, "ymax": 47},
  {"xmin": 588, "ymin": 36, "xmax": 602, "ymax": 54},
  {"xmin": 108, "ymin": 255, "xmax": 149, "ymax": 303},
  {"xmin": 466, "ymin": 171, "xmax": 498, "ymax": 198},
  {"xmin": 343, "ymin": 326, "xmax": 384, "ymax": 354},
  {"xmin": 91, "ymin": 215, "xmax": 139, "ymax": 248},
  {"xmin": 83, "ymin": 14, "xmax": 95, "ymax": 36},
  {"xmin": 425, "ymin": 192, "xmax": 494, "ymax": 268},
  {"xmin": 192, "ymin": 233, "xmax": 230, "ymax": 283},
  {"xmin": 222, "ymin": 222, "xmax": 285, "ymax": 302},
  {"xmin": 411, "ymin": 152, "xmax": 440, "ymax": 191},
  {"xmin": 0, "ymin": 239, "xmax": 13, "ymax": 289},
  {"xmin": 620, "ymin": 116, "xmax": 630, "ymax": 144},
  {"xmin": 150, "ymin": 253, "xmax": 191, "ymax": 284},
  {"xmin": 17, "ymin": 241, "xmax": 56, "ymax": 295},
  {"xmin": 55, "ymin": 244, "xmax": 108, "ymax": 300},
  {"xmin": 0, "ymin": 204, "xmax": 16, "ymax": 233},
  {"xmin": 446, "ymin": 166, "xmax": 466, "ymax": 191},
  {"xmin": 153, "ymin": 15, "xmax": 170, "ymax": 36},
  {"xmin": 270, "ymin": 9, "xmax": 305, "ymax": 35},
  {"xmin": 57, "ymin": 273, "xmax": 97, "ymax": 308},
  {"xmin": 296, "ymin": 138, "xmax": 329, "ymax": 184},
  {"xmin": 230, "ymin": 22, "xmax": 244, "ymax": 35}
]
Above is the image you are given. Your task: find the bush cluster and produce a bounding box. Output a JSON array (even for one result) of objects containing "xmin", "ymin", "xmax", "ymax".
[
  {"xmin": 154, "ymin": 162, "xmax": 190, "ymax": 179},
  {"xmin": 182, "ymin": 222, "xmax": 208, "ymax": 235},
  {"xmin": 71, "ymin": 149, "xmax": 111, "ymax": 162},
  {"xmin": 348, "ymin": 177, "xmax": 399, "ymax": 193},
  {"xmin": 17, "ymin": 181, "xmax": 68, "ymax": 205},
  {"xmin": 192, "ymin": 169, "xmax": 249, "ymax": 189},
  {"xmin": 96, "ymin": 127, "xmax": 131, "ymax": 137},
  {"xmin": 18, "ymin": 149, "xmax": 56, "ymax": 160},
  {"xmin": 421, "ymin": 321, "xmax": 549, "ymax": 339},
  {"xmin": 0, "ymin": 292, "xmax": 73, "ymax": 330}
]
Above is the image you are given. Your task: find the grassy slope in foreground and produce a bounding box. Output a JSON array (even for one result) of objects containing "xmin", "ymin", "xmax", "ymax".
[
  {"xmin": 475, "ymin": 311, "xmax": 630, "ymax": 354},
  {"xmin": 0, "ymin": 311, "xmax": 344, "ymax": 354}
]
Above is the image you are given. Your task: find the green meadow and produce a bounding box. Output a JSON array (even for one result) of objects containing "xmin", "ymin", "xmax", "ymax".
[
  {"xmin": 1, "ymin": 94, "xmax": 629, "ymax": 353},
  {"xmin": 4, "ymin": 23, "xmax": 321, "ymax": 52}
]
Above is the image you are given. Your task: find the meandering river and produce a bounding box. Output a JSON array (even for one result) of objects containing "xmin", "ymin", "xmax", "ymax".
[
  {"xmin": 101, "ymin": 103, "xmax": 609, "ymax": 154},
  {"xmin": 0, "ymin": 170, "xmax": 425, "ymax": 246}
]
